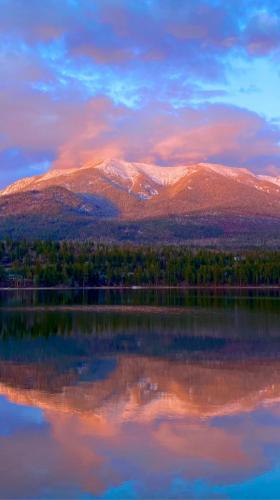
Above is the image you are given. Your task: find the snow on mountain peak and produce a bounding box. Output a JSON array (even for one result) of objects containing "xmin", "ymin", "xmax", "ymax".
[
  {"xmin": 1, "ymin": 158, "xmax": 280, "ymax": 200},
  {"xmin": 94, "ymin": 159, "xmax": 258, "ymax": 186},
  {"xmin": 95, "ymin": 158, "xmax": 190, "ymax": 186},
  {"xmin": 258, "ymin": 175, "xmax": 280, "ymax": 187},
  {"xmin": 198, "ymin": 163, "xmax": 254, "ymax": 179}
]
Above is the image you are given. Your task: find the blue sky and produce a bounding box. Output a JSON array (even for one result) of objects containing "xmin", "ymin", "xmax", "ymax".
[{"xmin": 0, "ymin": 0, "xmax": 280, "ymax": 186}]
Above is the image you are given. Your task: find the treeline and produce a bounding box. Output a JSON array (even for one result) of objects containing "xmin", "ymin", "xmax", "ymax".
[{"xmin": 0, "ymin": 240, "xmax": 280, "ymax": 287}]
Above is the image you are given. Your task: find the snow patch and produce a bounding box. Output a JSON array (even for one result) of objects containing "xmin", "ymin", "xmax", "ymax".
[
  {"xmin": 42, "ymin": 167, "xmax": 78, "ymax": 181},
  {"xmin": 199, "ymin": 163, "xmax": 254, "ymax": 179},
  {"xmin": 258, "ymin": 175, "xmax": 280, "ymax": 187},
  {"xmin": 0, "ymin": 176, "xmax": 38, "ymax": 195},
  {"xmin": 95, "ymin": 159, "xmax": 190, "ymax": 186}
]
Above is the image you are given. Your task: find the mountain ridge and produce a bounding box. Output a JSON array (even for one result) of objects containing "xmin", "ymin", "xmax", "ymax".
[
  {"xmin": 1, "ymin": 159, "xmax": 280, "ymax": 243},
  {"xmin": 3, "ymin": 158, "xmax": 280, "ymax": 197}
]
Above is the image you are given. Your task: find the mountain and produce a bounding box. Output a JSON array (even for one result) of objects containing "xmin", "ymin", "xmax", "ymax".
[{"xmin": 1, "ymin": 159, "xmax": 280, "ymax": 243}]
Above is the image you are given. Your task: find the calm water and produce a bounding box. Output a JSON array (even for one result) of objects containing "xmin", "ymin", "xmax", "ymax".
[{"xmin": 1, "ymin": 289, "xmax": 280, "ymax": 499}]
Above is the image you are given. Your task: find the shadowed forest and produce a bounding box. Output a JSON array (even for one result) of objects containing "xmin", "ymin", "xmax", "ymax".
[{"xmin": 1, "ymin": 240, "xmax": 280, "ymax": 287}]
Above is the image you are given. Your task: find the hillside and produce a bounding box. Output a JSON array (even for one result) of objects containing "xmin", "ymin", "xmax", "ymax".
[{"xmin": 1, "ymin": 159, "xmax": 280, "ymax": 243}]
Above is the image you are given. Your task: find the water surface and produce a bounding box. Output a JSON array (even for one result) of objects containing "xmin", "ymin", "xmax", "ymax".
[{"xmin": 1, "ymin": 290, "xmax": 280, "ymax": 498}]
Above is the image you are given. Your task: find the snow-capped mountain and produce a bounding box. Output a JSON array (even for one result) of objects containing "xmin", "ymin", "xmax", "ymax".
[
  {"xmin": 3, "ymin": 158, "xmax": 280, "ymax": 196},
  {"xmin": 1, "ymin": 158, "xmax": 280, "ymax": 241}
]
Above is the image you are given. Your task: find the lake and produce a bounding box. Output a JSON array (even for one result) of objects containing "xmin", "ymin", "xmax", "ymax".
[{"xmin": 1, "ymin": 289, "xmax": 280, "ymax": 499}]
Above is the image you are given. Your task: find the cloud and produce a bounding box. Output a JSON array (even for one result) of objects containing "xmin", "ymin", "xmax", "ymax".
[
  {"xmin": 150, "ymin": 105, "xmax": 280, "ymax": 168},
  {"xmin": 1, "ymin": 0, "xmax": 277, "ymax": 77},
  {"xmin": 2, "ymin": 354, "xmax": 280, "ymax": 497},
  {"xmin": 243, "ymin": 9, "xmax": 280, "ymax": 55},
  {"xmin": 0, "ymin": 59, "xmax": 279, "ymax": 177},
  {"xmin": 0, "ymin": 0, "xmax": 279, "ymax": 186},
  {"xmin": 51, "ymin": 100, "xmax": 280, "ymax": 172}
]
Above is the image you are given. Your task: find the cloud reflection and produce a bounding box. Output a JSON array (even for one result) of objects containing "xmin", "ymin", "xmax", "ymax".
[{"xmin": 1, "ymin": 355, "xmax": 280, "ymax": 497}]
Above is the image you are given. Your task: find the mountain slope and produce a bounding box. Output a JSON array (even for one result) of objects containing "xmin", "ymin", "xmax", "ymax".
[
  {"xmin": 2, "ymin": 159, "xmax": 280, "ymax": 242},
  {"xmin": 0, "ymin": 186, "xmax": 119, "ymax": 219},
  {"xmin": 147, "ymin": 167, "xmax": 280, "ymax": 218},
  {"xmin": 2, "ymin": 159, "xmax": 280, "ymax": 218}
]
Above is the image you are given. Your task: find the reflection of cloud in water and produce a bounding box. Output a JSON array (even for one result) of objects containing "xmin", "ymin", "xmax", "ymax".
[{"xmin": 1, "ymin": 355, "xmax": 280, "ymax": 496}]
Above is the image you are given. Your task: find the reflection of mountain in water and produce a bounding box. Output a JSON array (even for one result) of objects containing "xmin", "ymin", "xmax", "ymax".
[
  {"xmin": 2, "ymin": 302, "xmax": 280, "ymax": 497},
  {"xmin": 1, "ymin": 355, "xmax": 280, "ymax": 421},
  {"xmin": 1, "ymin": 305, "xmax": 280, "ymax": 419}
]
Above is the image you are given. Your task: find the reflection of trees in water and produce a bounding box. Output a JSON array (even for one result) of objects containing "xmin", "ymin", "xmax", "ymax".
[
  {"xmin": 1, "ymin": 288, "xmax": 280, "ymax": 312},
  {"xmin": 1, "ymin": 307, "xmax": 280, "ymax": 365}
]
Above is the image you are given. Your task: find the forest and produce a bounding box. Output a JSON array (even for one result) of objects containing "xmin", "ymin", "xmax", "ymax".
[{"xmin": 0, "ymin": 240, "xmax": 280, "ymax": 287}]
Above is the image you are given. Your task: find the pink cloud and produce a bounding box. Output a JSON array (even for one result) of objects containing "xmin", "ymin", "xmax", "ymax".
[
  {"xmin": 151, "ymin": 106, "xmax": 280, "ymax": 165},
  {"xmin": 51, "ymin": 102, "xmax": 280, "ymax": 172},
  {"xmin": 0, "ymin": 65, "xmax": 279, "ymax": 175}
]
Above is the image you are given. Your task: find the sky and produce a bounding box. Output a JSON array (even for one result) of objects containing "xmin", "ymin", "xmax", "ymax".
[{"xmin": 0, "ymin": 0, "xmax": 280, "ymax": 187}]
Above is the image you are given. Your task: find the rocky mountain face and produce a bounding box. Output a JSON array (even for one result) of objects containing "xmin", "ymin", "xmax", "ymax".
[{"xmin": 1, "ymin": 159, "xmax": 280, "ymax": 242}]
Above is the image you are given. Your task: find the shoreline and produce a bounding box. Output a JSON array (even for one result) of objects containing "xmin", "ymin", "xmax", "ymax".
[
  {"xmin": 0, "ymin": 305, "xmax": 201, "ymax": 314},
  {"xmin": 1, "ymin": 285, "xmax": 280, "ymax": 291}
]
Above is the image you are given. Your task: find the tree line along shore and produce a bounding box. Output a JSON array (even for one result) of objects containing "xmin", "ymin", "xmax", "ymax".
[{"xmin": 0, "ymin": 240, "xmax": 280, "ymax": 288}]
